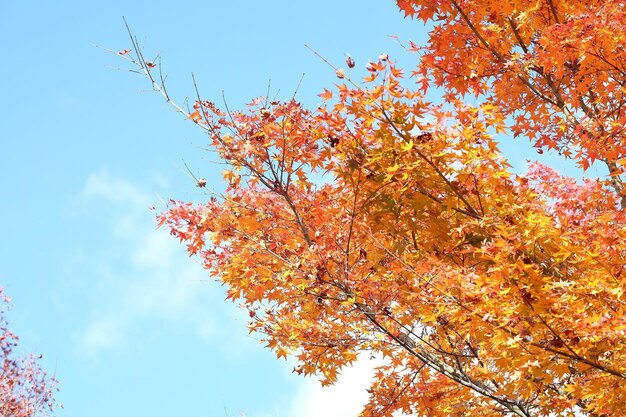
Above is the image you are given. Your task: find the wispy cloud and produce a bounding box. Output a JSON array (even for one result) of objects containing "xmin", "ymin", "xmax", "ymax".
[
  {"xmin": 286, "ymin": 356, "xmax": 382, "ymax": 417},
  {"xmin": 81, "ymin": 317, "xmax": 126, "ymax": 352},
  {"xmin": 74, "ymin": 170, "xmax": 224, "ymax": 356}
]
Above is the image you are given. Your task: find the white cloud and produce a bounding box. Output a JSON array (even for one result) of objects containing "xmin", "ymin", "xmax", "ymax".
[
  {"xmin": 81, "ymin": 318, "xmax": 126, "ymax": 354},
  {"xmin": 130, "ymin": 230, "xmax": 174, "ymax": 269},
  {"xmin": 74, "ymin": 170, "xmax": 223, "ymax": 356},
  {"xmin": 82, "ymin": 171, "xmax": 150, "ymax": 207},
  {"xmin": 287, "ymin": 356, "xmax": 383, "ymax": 417},
  {"xmin": 196, "ymin": 318, "xmax": 216, "ymax": 344}
]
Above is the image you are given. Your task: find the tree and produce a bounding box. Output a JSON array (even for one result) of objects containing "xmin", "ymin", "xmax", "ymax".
[
  {"xmin": 0, "ymin": 288, "xmax": 57, "ymax": 417},
  {"xmin": 121, "ymin": 2, "xmax": 626, "ymax": 416}
]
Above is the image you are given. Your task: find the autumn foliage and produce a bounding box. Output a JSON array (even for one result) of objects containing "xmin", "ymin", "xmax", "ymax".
[
  {"xmin": 397, "ymin": 0, "xmax": 626, "ymax": 191},
  {"xmin": 124, "ymin": 1, "xmax": 626, "ymax": 416},
  {"xmin": 0, "ymin": 288, "xmax": 57, "ymax": 417}
]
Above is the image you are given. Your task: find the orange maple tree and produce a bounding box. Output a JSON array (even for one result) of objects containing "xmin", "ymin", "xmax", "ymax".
[{"xmin": 123, "ymin": 2, "xmax": 626, "ymax": 416}]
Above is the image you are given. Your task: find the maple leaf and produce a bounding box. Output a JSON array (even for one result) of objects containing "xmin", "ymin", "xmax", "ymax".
[
  {"xmin": 318, "ymin": 89, "xmax": 333, "ymax": 101},
  {"xmin": 346, "ymin": 54, "xmax": 355, "ymax": 69}
]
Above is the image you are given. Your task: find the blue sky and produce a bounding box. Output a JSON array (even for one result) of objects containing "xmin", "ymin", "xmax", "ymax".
[{"xmin": 0, "ymin": 1, "xmax": 593, "ymax": 417}]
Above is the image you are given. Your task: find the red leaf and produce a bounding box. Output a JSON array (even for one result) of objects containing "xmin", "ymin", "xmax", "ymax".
[{"xmin": 346, "ymin": 54, "xmax": 355, "ymax": 69}]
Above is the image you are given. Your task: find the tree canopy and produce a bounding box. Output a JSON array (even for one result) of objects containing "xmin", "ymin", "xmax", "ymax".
[
  {"xmin": 124, "ymin": 2, "xmax": 626, "ymax": 416},
  {"xmin": 0, "ymin": 288, "xmax": 57, "ymax": 417}
]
